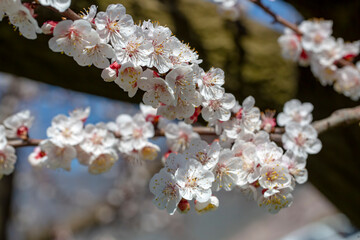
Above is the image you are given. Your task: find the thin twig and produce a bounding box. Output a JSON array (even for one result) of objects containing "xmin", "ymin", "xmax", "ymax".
[
  {"xmin": 312, "ymin": 105, "xmax": 360, "ymax": 134},
  {"xmin": 248, "ymin": 0, "xmax": 301, "ymax": 34},
  {"xmin": 46, "ymin": 6, "xmax": 81, "ymax": 20}
]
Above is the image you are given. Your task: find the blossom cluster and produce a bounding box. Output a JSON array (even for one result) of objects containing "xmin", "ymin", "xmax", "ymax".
[
  {"xmin": 149, "ymin": 97, "xmax": 322, "ymax": 215},
  {"xmin": 278, "ymin": 99, "xmax": 322, "ymax": 160},
  {"xmin": 2, "ymin": 1, "xmax": 240, "ymax": 123},
  {"xmin": 27, "ymin": 106, "xmax": 165, "ymax": 173},
  {"xmin": 278, "ymin": 19, "xmax": 360, "ymax": 100},
  {"xmin": 1, "ymin": 0, "xmax": 326, "ymax": 216},
  {"xmin": 0, "ymin": 110, "xmax": 33, "ymax": 179}
]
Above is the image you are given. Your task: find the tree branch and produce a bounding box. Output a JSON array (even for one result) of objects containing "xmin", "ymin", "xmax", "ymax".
[
  {"xmin": 46, "ymin": 6, "xmax": 81, "ymax": 21},
  {"xmin": 248, "ymin": 0, "xmax": 301, "ymax": 35},
  {"xmin": 270, "ymin": 105, "xmax": 360, "ymax": 142},
  {"xmin": 7, "ymin": 105, "xmax": 360, "ymax": 148},
  {"xmin": 312, "ymin": 105, "xmax": 360, "ymax": 134}
]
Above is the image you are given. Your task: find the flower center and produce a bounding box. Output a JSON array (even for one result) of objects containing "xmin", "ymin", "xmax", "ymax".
[
  {"xmin": 91, "ymin": 133, "xmax": 104, "ymax": 145},
  {"xmin": 209, "ymin": 100, "xmax": 221, "ymax": 110},
  {"xmin": 295, "ymin": 133, "xmax": 306, "ymax": 146}
]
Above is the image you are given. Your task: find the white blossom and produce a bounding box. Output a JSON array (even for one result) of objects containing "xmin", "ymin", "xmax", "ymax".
[
  {"xmin": 95, "ymin": 4, "xmax": 135, "ymax": 45},
  {"xmin": 149, "ymin": 168, "xmax": 181, "ymax": 215},
  {"xmin": 157, "ymin": 96, "xmax": 201, "ymax": 120},
  {"xmin": 197, "ymin": 67, "xmax": 225, "ymax": 101},
  {"xmin": 164, "ymin": 152, "xmax": 187, "ymax": 174},
  {"xmin": 114, "ymin": 27, "xmax": 153, "ymax": 66},
  {"xmin": 310, "ymin": 57, "xmax": 337, "ymax": 86},
  {"xmin": 258, "ymin": 187, "xmax": 293, "ymax": 213},
  {"xmin": 277, "ymin": 99, "xmax": 313, "ymax": 127},
  {"xmin": 175, "ymin": 159, "xmax": 214, "ymax": 202},
  {"xmin": 78, "ymin": 123, "xmax": 116, "ymax": 162},
  {"xmin": 116, "ymin": 113, "xmax": 154, "ymax": 153},
  {"xmin": 4, "ymin": 110, "xmax": 34, "ymax": 139},
  {"xmin": 74, "ymin": 31, "xmax": 115, "ymax": 69},
  {"xmin": 6, "ymin": 3, "xmax": 41, "ymax": 39},
  {"xmin": 80, "ymin": 5, "xmax": 97, "ymax": 23},
  {"xmin": 202, "ymin": 93, "xmax": 236, "ymax": 122},
  {"xmin": 38, "ymin": 0, "xmax": 71, "ymax": 13},
  {"xmin": 282, "ymin": 122, "xmax": 322, "ymax": 158},
  {"xmin": 0, "ymin": 144, "xmax": 16, "ymax": 177},
  {"xmin": 114, "ymin": 62, "xmax": 143, "ymax": 97},
  {"xmin": 146, "ymin": 24, "xmax": 173, "ymax": 73},
  {"xmin": 49, "ymin": 20, "xmax": 96, "ymax": 57},
  {"xmin": 165, "ymin": 65, "xmax": 198, "ymax": 103},
  {"xmin": 259, "ymin": 164, "xmax": 292, "ymax": 197},
  {"xmin": 278, "ymin": 28, "xmax": 302, "ymax": 62},
  {"xmin": 235, "ymin": 96, "xmax": 261, "ymax": 132},
  {"xmin": 256, "ymin": 142, "xmax": 283, "ymax": 165},
  {"xmin": 184, "ymin": 139, "xmax": 221, "ymax": 170},
  {"xmin": 40, "ymin": 139, "xmax": 76, "ymax": 171},
  {"xmin": 235, "ymin": 144, "xmax": 261, "ymax": 186},
  {"xmin": 334, "ymin": 66, "xmax": 360, "ymax": 101},
  {"xmin": 138, "ymin": 69, "xmax": 175, "ymax": 108},
  {"xmin": 164, "ymin": 122, "xmax": 200, "ymax": 153},
  {"xmin": 69, "ymin": 107, "xmax": 90, "ymax": 122},
  {"xmin": 299, "ymin": 20, "xmax": 333, "ymax": 53},
  {"xmin": 47, "ymin": 114, "xmax": 84, "ymax": 145},
  {"xmin": 168, "ymin": 37, "xmax": 202, "ymax": 66},
  {"xmin": 281, "ymin": 150, "xmax": 308, "ymax": 184},
  {"xmin": 212, "ymin": 149, "xmax": 241, "ymax": 191}
]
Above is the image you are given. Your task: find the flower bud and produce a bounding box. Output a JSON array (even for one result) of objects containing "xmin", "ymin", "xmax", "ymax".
[
  {"xmin": 177, "ymin": 198, "xmax": 190, "ymax": 214},
  {"xmin": 16, "ymin": 125, "xmax": 29, "ymax": 140},
  {"xmin": 41, "ymin": 21, "xmax": 58, "ymax": 35},
  {"xmin": 28, "ymin": 147, "xmax": 47, "ymax": 167},
  {"xmin": 101, "ymin": 62, "xmax": 121, "ymax": 82},
  {"xmin": 88, "ymin": 152, "xmax": 116, "ymax": 174},
  {"xmin": 140, "ymin": 145, "xmax": 158, "ymax": 161}
]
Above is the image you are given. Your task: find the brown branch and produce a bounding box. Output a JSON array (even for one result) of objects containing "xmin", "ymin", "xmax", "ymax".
[
  {"xmin": 7, "ymin": 105, "xmax": 360, "ymax": 148},
  {"xmin": 8, "ymin": 139, "xmax": 42, "ymax": 148},
  {"xmin": 8, "ymin": 127, "xmax": 216, "ymax": 148},
  {"xmin": 312, "ymin": 105, "xmax": 360, "ymax": 134},
  {"xmin": 46, "ymin": 6, "xmax": 81, "ymax": 21},
  {"xmin": 270, "ymin": 105, "xmax": 360, "ymax": 143},
  {"xmin": 155, "ymin": 126, "xmax": 216, "ymax": 137},
  {"xmin": 248, "ymin": 0, "xmax": 301, "ymax": 35}
]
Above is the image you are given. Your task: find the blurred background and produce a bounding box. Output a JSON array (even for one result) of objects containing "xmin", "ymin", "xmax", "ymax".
[{"xmin": 0, "ymin": 0, "xmax": 359, "ymax": 239}]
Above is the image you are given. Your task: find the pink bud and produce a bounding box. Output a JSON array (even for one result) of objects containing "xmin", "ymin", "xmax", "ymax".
[
  {"xmin": 41, "ymin": 21, "xmax": 58, "ymax": 35},
  {"xmin": 16, "ymin": 126, "xmax": 29, "ymax": 139},
  {"xmin": 109, "ymin": 61, "xmax": 121, "ymax": 77}
]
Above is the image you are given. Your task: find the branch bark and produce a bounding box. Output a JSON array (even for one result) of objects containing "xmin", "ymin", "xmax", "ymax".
[
  {"xmin": 248, "ymin": 0, "xmax": 301, "ymax": 34},
  {"xmin": 270, "ymin": 105, "xmax": 360, "ymax": 142},
  {"xmin": 7, "ymin": 105, "xmax": 360, "ymax": 148}
]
